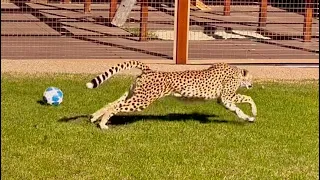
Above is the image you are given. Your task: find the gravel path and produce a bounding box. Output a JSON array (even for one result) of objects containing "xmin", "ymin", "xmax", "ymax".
[{"xmin": 1, "ymin": 59, "xmax": 319, "ymax": 81}]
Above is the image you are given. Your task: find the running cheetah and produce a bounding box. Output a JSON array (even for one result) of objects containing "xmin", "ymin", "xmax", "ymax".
[{"xmin": 86, "ymin": 61, "xmax": 257, "ymax": 129}]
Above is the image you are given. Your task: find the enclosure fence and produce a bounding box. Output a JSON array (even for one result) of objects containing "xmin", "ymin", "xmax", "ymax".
[{"xmin": 1, "ymin": 0, "xmax": 319, "ymax": 64}]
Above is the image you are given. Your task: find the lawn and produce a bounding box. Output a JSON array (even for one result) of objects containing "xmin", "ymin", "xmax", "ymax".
[{"xmin": 1, "ymin": 73, "xmax": 319, "ymax": 179}]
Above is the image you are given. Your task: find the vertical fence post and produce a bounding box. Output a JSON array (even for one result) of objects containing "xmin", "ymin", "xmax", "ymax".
[
  {"xmin": 84, "ymin": 0, "xmax": 91, "ymax": 13},
  {"xmin": 109, "ymin": 0, "xmax": 118, "ymax": 22},
  {"xmin": 62, "ymin": 0, "xmax": 71, "ymax": 4},
  {"xmin": 191, "ymin": 0, "xmax": 196, "ymax": 6},
  {"xmin": 174, "ymin": 0, "xmax": 190, "ymax": 64},
  {"xmin": 303, "ymin": 0, "xmax": 313, "ymax": 42},
  {"xmin": 258, "ymin": 0, "xmax": 268, "ymax": 27},
  {"xmin": 139, "ymin": 0, "xmax": 148, "ymax": 41},
  {"xmin": 224, "ymin": 0, "xmax": 231, "ymax": 16}
]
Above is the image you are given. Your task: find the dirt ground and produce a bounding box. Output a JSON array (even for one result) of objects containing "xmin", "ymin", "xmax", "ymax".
[{"xmin": 1, "ymin": 59, "xmax": 319, "ymax": 81}]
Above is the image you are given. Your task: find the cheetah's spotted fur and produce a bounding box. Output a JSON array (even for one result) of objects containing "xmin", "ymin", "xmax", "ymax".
[{"xmin": 86, "ymin": 60, "xmax": 257, "ymax": 129}]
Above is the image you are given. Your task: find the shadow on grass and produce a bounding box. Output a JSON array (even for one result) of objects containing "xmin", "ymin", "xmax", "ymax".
[
  {"xmin": 109, "ymin": 113, "xmax": 218, "ymax": 124},
  {"xmin": 37, "ymin": 99, "xmax": 49, "ymax": 106},
  {"xmin": 58, "ymin": 113, "xmax": 245, "ymax": 126},
  {"xmin": 59, "ymin": 114, "xmax": 92, "ymax": 122}
]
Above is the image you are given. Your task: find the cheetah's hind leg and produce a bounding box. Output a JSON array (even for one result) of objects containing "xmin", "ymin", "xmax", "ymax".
[
  {"xmin": 99, "ymin": 94, "xmax": 161, "ymax": 129},
  {"xmin": 90, "ymin": 91, "xmax": 129, "ymax": 123}
]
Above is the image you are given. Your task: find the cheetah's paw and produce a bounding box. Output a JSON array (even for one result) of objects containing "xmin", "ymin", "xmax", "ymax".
[
  {"xmin": 99, "ymin": 123, "xmax": 109, "ymax": 130},
  {"xmin": 247, "ymin": 117, "xmax": 255, "ymax": 122},
  {"xmin": 90, "ymin": 115, "xmax": 100, "ymax": 123},
  {"xmin": 252, "ymin": 110, "xmax": 257, "ymax": 117}
]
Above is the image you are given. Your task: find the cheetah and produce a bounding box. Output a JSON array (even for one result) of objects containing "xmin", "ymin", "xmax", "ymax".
[{"xmin": 86, "ymin": 60, "xmax": 257, "ymax": 129}]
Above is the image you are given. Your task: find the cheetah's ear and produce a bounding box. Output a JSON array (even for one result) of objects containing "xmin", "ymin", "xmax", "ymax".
[{"xmin": 242, "ymin": 69, "xmax": 249, "ymax": 77}]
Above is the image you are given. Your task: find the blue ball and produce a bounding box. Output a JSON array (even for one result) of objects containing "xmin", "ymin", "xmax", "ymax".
[{"xmin": 43, "ymin": 87, "xmax": 63, "ymax": 106}]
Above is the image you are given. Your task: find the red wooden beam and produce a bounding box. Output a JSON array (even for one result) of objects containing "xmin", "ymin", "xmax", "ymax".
[
  {"xmin": 84, "ymin": 0, "xmax": 91, "ymax": 13},
  {"xmin": 191, "ymin": 0, "xmax": 196, "ymax": 6},
  {"xmin": 303, "ymin": 0, "xmax": 313, "ymax": 42},
  {"xmin": 174, "ymin": 0, "xmax": 190, "ymax": 64},
  {"xmin": 109, "ymin": 0, "xmax": 118, "ymax": 22},
  {"xmin": 139, "ymin": 0, "xmax": 148, "ymax": 41},
  {"xmin": 224, "ymin": 0, "xmax": 231, "ymax": 16},
  {"xmin": 258, "ymin": 0, "xmax": 268, "ymax": 27}
]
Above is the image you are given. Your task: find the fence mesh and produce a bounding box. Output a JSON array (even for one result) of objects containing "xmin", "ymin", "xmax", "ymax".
[
  {"xmin": 1, "ymin": 0, "xmax": 174, "ymax": 60},
  {"xmin": 1, "ymin": 0, "xmax": 319, "ymax": 62},
  {"xmin": 188, "ymin": 0, "xmax": 319, "ymax": 60}
]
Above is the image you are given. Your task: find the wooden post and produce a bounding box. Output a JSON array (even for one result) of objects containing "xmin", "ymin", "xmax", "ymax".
[
  {"xmin": 84, "ymin": 0, "xmax": 91, "ymax": 13},
  {"xmin": 224, "ymin": 0, "xmax": 231, "ymax": 16},
  {"xmin": 303, "ymin": 0, "xmax": 313, "ymax": 42},
  {"xmin": 109, "ymin": 0, "xmax": 118, "ymax": 22},
  {"xmin": 191, "ymin": 0, "xmax": 196, "ymax": 6},
  {"xmin": 174, "ymin": 0, "xmax": 190, "ymax": 64},
  {"xmin": 139, "ymin": 0, "xmax": 148, "ymax": 41},
  {"xmin": 111, "ymin": 0, "xmax": 137, "ymax": 27},
  {"xmin": 62, "ymin": 0, "xmax": 70, "ymax": 4},
  {"xmin": 258, "ymin": 0, "xmax": 268, "ymax": 27}
]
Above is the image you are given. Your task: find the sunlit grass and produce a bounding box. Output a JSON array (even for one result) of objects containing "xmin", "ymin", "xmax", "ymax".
[{"xmin": 1, "ymin": 74, "xmax": 319, "ymax": 179}]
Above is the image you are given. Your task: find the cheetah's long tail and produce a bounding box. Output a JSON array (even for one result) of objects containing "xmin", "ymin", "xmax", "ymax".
[{"xmin": 86, "ymin": 60, "xmax": 150, "ymax": 89}]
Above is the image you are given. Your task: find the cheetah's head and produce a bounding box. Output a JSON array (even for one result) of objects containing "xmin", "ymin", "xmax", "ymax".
[{"xmin": 240, "ymin": 69, "xmax": 253, "ymax": 89}]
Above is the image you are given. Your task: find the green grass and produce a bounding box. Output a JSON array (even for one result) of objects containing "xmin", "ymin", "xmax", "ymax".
[{"xmin": 1, "ymin": 73, "xmax": 319, "ymax": 180}]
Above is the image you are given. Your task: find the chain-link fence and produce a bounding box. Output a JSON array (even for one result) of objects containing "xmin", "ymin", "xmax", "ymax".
[{"xmin": 1, "ymin": 0, "xmax": 319, "ymax": 63}]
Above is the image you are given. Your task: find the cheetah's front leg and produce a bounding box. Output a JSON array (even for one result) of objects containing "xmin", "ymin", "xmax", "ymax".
[
  {"xmin": 233, "ymin": 94, "xmax": 257, "ymax": 117},
  {"xmin": 221, "ymin": 97, "xmax": 255, "ymax": 122}
]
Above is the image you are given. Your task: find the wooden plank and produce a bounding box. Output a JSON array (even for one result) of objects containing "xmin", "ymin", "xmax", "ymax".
[
  {"xmin": 29, "ymin": 0, "xmax": 48, "ymax": 3},
  {"xmin": 111, "ymin": 0, "xmax": 137, "ymax": 27},
  {"xmin": 2, "ymin": 35, "xmax": 318, "ymax": 61},
  {"xmin": 1, "ymin": 14, "xmax": 40, "ymax": 22},
  {"xmin": 1, "ymin": 37, "xmax": 163, "ymax": 60},
  {"xmin": 61, "ymin": 22, "xmax": 132, "ymax": 36},
  {"xmin": 193, "ymin": 5, "xmax": 288, "ymax": 13},
  {"xmin": 174, "ymin": 0, "xmax": 190, "ymax": 64},
  {"xmin": 139, "ymin": 0, "xmax": 148, "ymax": 41},
  {"xmin": 33, "ymin": 3, "xmax": 155, "ymax": 11},
  {"xmin": 258, "ymin": 0, "xmax": 268, "ymax": 27},
  {"xmin": 25, "ymin": 3, "xmax": 56, "ymax": 10},
  {"xmin": 224, "ymin": 0, "xmax": 231, "ymax": 16},
  {"xmin": 269, "ymin": 39, "xmax": 319, "ymax": 52},
  {"xmin": 88, "ymin": 37, "xmax": 173, "ymax": 58},
  {"xmin": 188, "ymin": 59, "xmax": 319, "ymax": 64},
  {"xmin": 84, "ymin": 0, "xmax": 91, "ymax": 13},
  {"xmin": 303, "ymin": 0, "xmax": 313, "ymax": 42},
  {"xmin": 126, "ymin": 11, "xmax": 174, "ymax": 22},
  {"xmin": 62, "ymin": 26, "xmax": 102, "ymax": 36},
  {"xmin": 1, "ymin": 3, "xmax": 20, "ymax": 10},
  {"xmin": 39, "ymin": 10, "xmax": 89, "ymax": 19},
  {"xmin": 109, "ymin": 0, "xmax": 118, "ymax": 21},
  {"xmin": 1, "ymin": 22, "xmax": 60, "ymax": 36}
]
